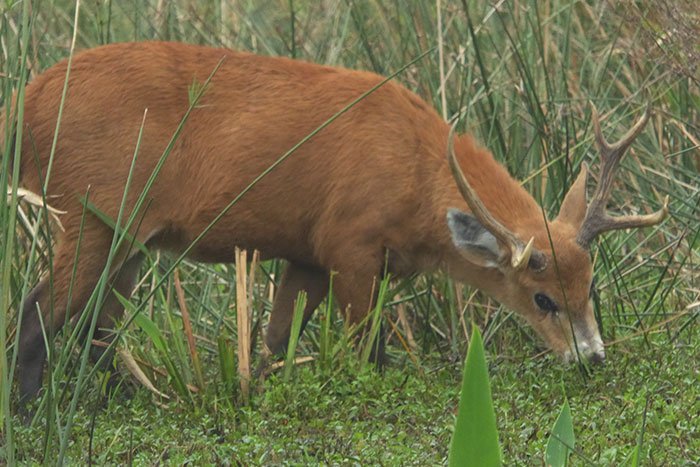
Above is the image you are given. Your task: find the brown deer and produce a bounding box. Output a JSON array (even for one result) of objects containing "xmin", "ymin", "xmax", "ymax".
[{"xmin": 3, "ymin": 41, "xmax": 667, "ymax": 404}]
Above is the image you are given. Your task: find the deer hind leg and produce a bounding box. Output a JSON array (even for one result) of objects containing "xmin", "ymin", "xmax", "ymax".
[
  {"xmin": 264, "ymin": 262, "xmax": 330, "ymax": 355},
  {"xmin": 17, "ymin": 219, "xmax": 139, "ymax": 405}
]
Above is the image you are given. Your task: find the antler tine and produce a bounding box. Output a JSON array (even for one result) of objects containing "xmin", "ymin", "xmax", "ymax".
[
  {"xmin": 578, "ymin": 105, "xmax": 668, "ymax": 247},
  {"xmin": 585, "ymin": 196, "xmax": 669, "ymax": 234},
  {"xmin": 446, "ymin": 125, "xmax": 534, "ymax": 270},
  {"xmin": 590, "ymin": 104, "xmax": 652, "ymax": 204}
]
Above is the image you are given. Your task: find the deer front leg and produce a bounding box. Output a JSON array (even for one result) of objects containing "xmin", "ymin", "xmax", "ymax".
[
  {"xmin": 264, "ymin": 262, "xmax": 330, "ymax": 355},
  {"xmin": 330, "ymin": 257, "xmax": 386, "ymax": 367},
  {"xmin": 18, "ymin": 221, "xmax": 116, "ymax": 407}
]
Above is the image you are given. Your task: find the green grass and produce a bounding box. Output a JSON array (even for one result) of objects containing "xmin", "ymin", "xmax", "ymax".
[
  {"xmin": 7, "ymin": 334, "xmax": 698, "ymax": 464},
  {"xmin": 2, "ymin": 0, "xmax": 699, "ymax": 464}
]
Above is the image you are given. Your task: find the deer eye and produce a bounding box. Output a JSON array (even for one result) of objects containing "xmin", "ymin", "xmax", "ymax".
[{"xmin": 534, "ymin": 293, "xmax": 559, "ymax": 314}]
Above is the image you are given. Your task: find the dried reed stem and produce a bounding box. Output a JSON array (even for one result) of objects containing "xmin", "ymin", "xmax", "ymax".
[
  {"xmin": 174, "ymin": 268, "xmax": 204, "ymax": 390},
  {"xmin": 235, "ymin": 247, "xmax": 251, "ymax": 402}
]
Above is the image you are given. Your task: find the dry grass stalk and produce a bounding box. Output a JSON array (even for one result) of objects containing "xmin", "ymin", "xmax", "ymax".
[
  {"xmin": 235, "ymin": 247, "xmax": 251, "ymax": 402},
  {"xmin": 7, "ymin": 186, "xmax": 66, "ymax": 230},
  {"xmin": 247, "ymin": 250, "xmax": 260, "ymax": 354},
  {"xmin": 453, "ymin": 282, "xmax": 469, "ymax": 340},
  {"xmin": 117, "ymin": 346, "xmax": 170, "ymax": 401},
  {"xmin": 386, "ymin": 315, "xmax": 420, "ymax": 368},
  {"xmin": 268, "ymin": 355, "xmax": 314, "ymax": 371},
  {"xmin": 396, "ymin": 302, "xmax": 417, "ymax": 352},
  {"xmin": 174, "ymin": 268, "xmax": 204, "ymax": 390},
  {"xmin": 117, "ymin": 344, "xmax": 200, "ymax": 394}
]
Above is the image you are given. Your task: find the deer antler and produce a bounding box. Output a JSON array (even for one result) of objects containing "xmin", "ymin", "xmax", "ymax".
[
  {"xmin": 447, "ymin": 125, "xmax": 542, "ymax": 271},
  {"xmin": 577, "ymin": 105, "xmax": 669, "ymax": 248}
]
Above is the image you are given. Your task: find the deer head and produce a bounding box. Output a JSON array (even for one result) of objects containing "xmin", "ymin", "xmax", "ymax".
[{"xmin": 446, "ymin": 106, "xmax": 668, "ymax": 363}]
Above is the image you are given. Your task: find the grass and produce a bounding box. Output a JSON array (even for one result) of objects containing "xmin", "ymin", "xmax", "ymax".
[
  {"xmin": 7, "ymin": 335, "xmax": 699, "ymax": 464},
  {"xmin": 2, "ymin": 0, "xmax": 699, "ymax": 464}
]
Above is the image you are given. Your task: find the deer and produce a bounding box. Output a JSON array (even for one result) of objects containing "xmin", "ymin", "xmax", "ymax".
[{"xmin": 2, "ymin": 41, "xmax": 667, "ymax": 405}]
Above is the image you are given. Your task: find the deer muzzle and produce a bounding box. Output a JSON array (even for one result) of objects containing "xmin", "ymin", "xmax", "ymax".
[{"xmin": 563, "ymin": 323, "xmax": 605, "ymax": 365}]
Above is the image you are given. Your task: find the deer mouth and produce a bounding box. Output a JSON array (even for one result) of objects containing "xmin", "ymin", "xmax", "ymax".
[{"xmin": 562, "ymin": 332, "xmax": 605, "ymax": 365}]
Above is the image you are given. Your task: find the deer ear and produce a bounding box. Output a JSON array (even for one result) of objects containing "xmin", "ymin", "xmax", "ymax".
[
  {"xmin": 557, "ymin": 165, "xmax": 588, "ymax": 229},
  {"xmin": 447, "ymin": 209, "xmax": 504, "ymax": 268}
]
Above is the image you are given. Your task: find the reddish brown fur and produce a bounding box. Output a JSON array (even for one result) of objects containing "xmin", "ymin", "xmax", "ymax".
[{"xmin": 6, "ymin": 41, "xmax": 606, "ymax": 403}]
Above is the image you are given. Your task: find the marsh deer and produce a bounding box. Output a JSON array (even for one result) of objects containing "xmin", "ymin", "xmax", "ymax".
[{"xmin": 3, "ymin": 42, "xmax": 667, "ymax": 404}]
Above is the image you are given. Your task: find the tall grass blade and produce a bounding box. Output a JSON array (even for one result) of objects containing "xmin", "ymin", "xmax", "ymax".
[
  {"xmin": 626, "ymin": 393, "xmax": 650, "ymax": 466},
  {"xmin": 359, "ymin": 275, "xmax": 390, "ymax": 366},
  {"xmin": 284, "ymin": 290, "xmax": 307, "ymax": 382},
  {"xmin": 1, "ymin": 2, "xmax": 34, "ymax": 464},
  {"xmin": 319, "ymin": 272, "xmax": 335, "ymax": 371},
  {"xmin": 448, "ymin": 326, "xmax": 501, "ymax": 467}
]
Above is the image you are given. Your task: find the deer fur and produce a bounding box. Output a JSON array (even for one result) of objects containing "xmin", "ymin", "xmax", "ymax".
[{"xmin": 4, "ymin": 41, "xmax": 636, "ymax": 404}]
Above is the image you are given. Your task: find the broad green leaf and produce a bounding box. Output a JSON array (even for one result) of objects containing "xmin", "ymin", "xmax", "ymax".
[
  {"xmin": 448, "ymin": 327, "xmax": 501, "ymax": 467},
  {"xmin": 132, "ymin": 311, "xmax": 168, "ymax": 354},
  {"xmin": 546, "ymin": 399, "xmax": 575, "ymax": 467}
]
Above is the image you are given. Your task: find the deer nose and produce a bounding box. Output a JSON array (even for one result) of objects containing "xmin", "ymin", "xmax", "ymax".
[
  {"xmin": 588, "ymin": 350, "xmax": 605, "ymax": 365},
  {"xmin": 563, "ymin": 341, "xmax": 605, "ymax": 365}
]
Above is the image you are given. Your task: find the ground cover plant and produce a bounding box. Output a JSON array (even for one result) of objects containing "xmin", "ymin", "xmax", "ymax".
[{"xmin": 1, "ymin": 0, "xmax": 698, "ymax": 464}]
